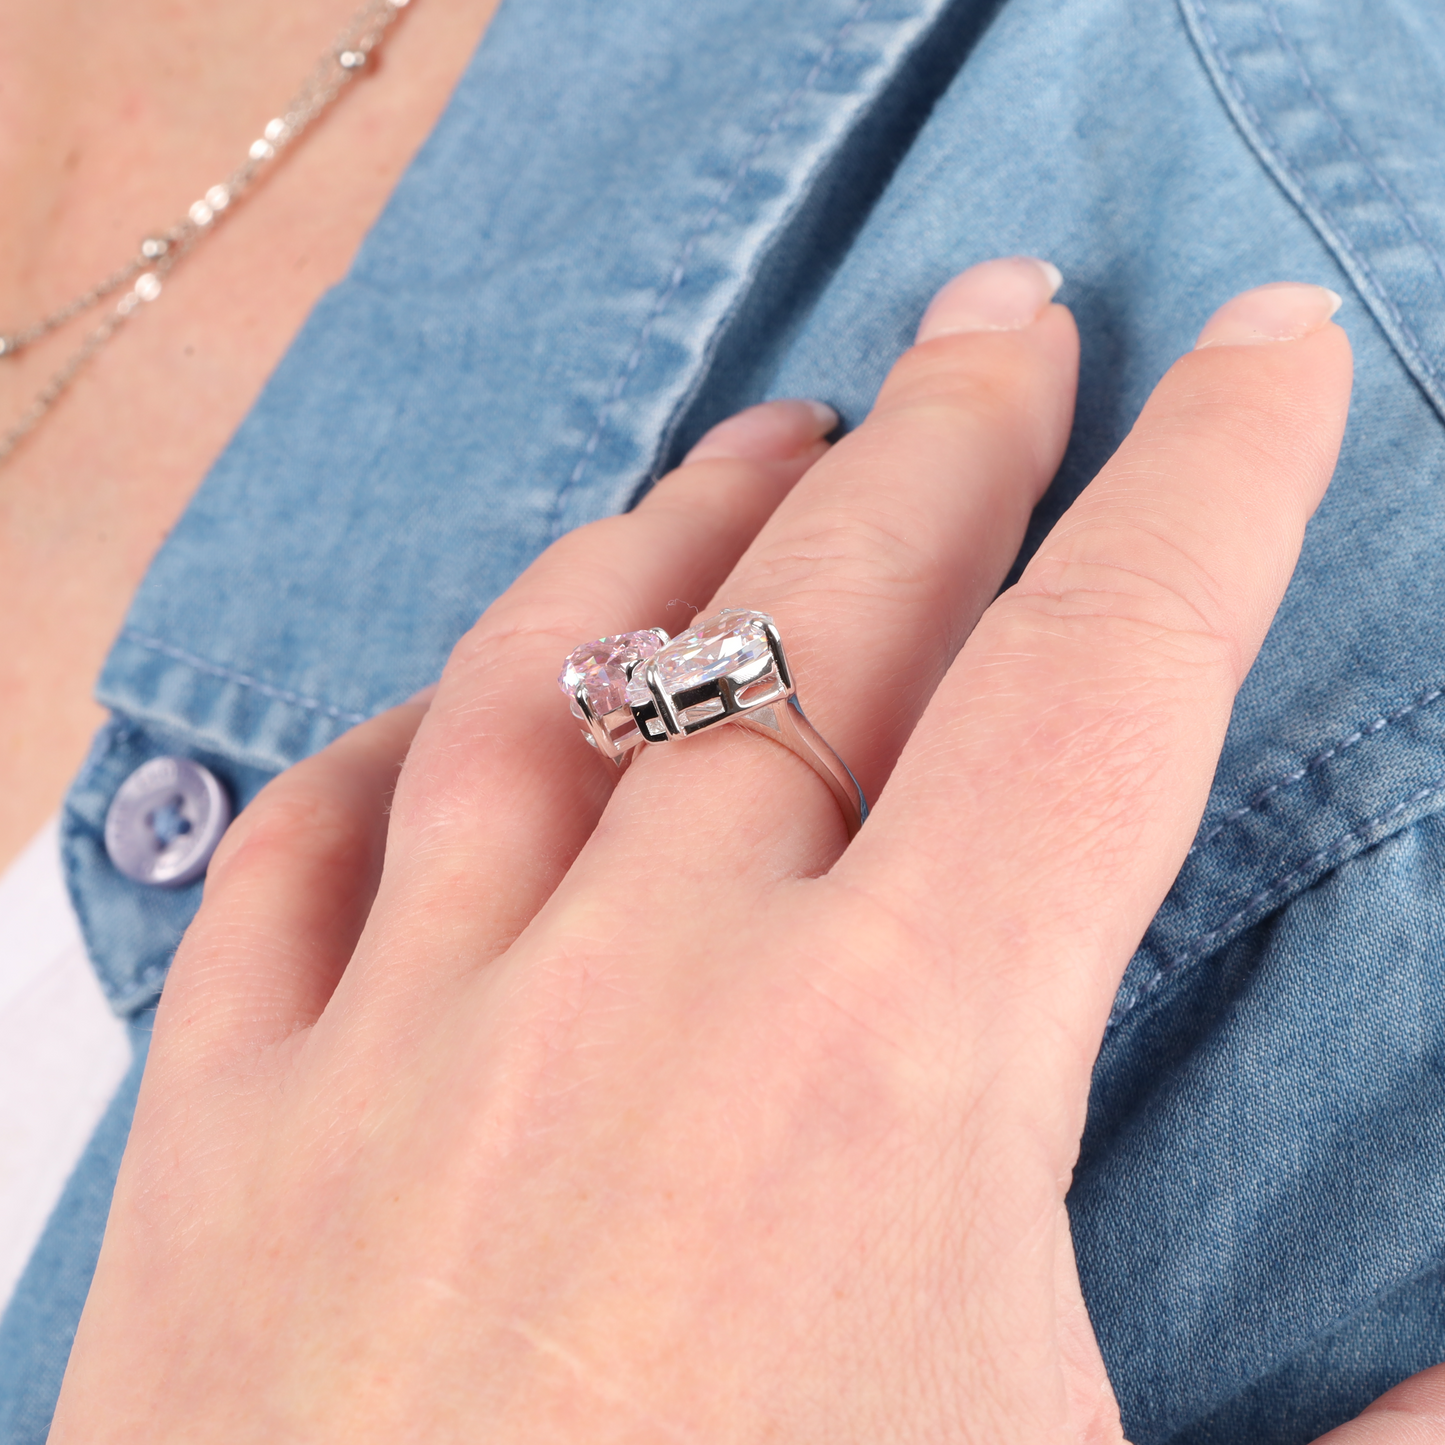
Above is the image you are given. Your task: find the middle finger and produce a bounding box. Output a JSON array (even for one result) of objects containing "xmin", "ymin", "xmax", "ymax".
[{"xmin": 597, "ymin": 255, "xmax": 1079, "ymax": 883}]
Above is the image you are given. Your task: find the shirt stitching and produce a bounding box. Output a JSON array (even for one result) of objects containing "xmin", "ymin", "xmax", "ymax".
[
  {"xmin": 1188, "ymin": 0, "xmax": 1436, "ymax": 378},
  {"xmin": 1190, "ymin": 684, "xmax": 1445, "ymax": 854},
  {"xmin": 1126, "ymin": 4, "xmax": 1445, "ymax": 1034},
  {"xmin": 1111, "ymin": 782, "xmax": 1445, "ymax": 1031},
  {"xmin": 548, "ymin": 0, "xmax": 877, "ymax": 540},
  {"xmin": 121, "ymin": 629, "xmax": 368, "ymax": 726},
  {"xmin": 1261, "ymin": 0, "xmax": 1445, "ymax": 295}
]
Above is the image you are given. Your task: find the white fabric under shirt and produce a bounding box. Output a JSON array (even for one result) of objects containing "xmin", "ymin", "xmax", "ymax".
[{"xmin": 0, "ymin": 820, "xmax": 132, "ymax": 1315}]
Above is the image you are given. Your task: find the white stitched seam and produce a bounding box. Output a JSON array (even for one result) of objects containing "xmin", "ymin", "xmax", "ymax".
[
  {"xmin": 121, "ymin": 629, "xmax": 368, "ymax": 725},
  {"xmin": 1188, "ymin": 0, "xmax": 1436, "ymax": 377},
  {"xmin": 547, "ymin": 0, "xmax": 878, "ymax": 540},
  {"xmin": 1190, "ymin": 685, "xmax": 1445, "ymax": 855},
  {"xmin": 1112, "ymin": 783, "xmax": 1445, "ymax": 1030},
  {"xmin": 1126, "ymin": 4, "xmax": 1445, "ymax": 1031},
  {"xmin": 1261, "ymin": 0, "xmax": 1445, "ymax": 294}
]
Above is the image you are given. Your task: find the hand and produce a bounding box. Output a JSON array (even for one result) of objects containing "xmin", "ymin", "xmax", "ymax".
[{"xmin": 52, "ymin": 257, "xmax": 1431, "ymax": 1443}]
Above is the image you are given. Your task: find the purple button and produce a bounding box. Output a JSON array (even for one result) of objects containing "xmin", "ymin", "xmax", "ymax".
[{"xmin": 104, "ymin": 757, "xmax": 232, "ymax": 888}]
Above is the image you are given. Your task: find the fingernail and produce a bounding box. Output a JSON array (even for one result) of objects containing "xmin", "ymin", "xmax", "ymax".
[
  {"xmin": 1194, "ymin": 283, "xmax": 1343, "ymax": 348},
  {"xmin": 683, "ymin": 399, "xmax": 838, "ymax": 463},
  {"xmin": 915, "ymin": 256, "xmax": 1063, "ymax": 342}
]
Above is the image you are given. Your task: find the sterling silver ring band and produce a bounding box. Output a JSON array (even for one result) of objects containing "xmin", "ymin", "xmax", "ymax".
[{"xmin": 558, "ymin": 609, "xmax": 868, "ymax": 838}]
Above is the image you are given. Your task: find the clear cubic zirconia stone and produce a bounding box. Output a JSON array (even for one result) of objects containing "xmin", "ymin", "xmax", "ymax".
[{"xmin": 626, "ymin": 608, "xmax": 774, "ymax": 706}]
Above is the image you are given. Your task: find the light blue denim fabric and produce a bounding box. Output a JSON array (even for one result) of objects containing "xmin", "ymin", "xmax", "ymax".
[{"xmin": 6, "ymin": 0, "xmax": 1445, "ymax": 1439}]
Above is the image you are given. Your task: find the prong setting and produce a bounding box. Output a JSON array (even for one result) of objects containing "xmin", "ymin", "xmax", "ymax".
[
  {"xmin": 629, "ymin": 609, "xmax": 793, "ymax": 744},
  {"xmin": 559, "ymin": 629, "xmax": 670, "ymax": 761},
  {"xmin": 560, "ymin": 608, "xmax": 867, "ymax": 836}
]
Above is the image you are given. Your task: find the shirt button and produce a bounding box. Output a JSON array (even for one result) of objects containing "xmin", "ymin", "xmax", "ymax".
[{"xmin": 104, "ymin": 756, "xmax": 232, "ymax": 888}]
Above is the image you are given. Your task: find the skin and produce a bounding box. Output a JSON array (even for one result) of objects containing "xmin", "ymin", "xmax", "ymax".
[
  {"xmin": 0, "ymin": 0, "xmax": 502, "ymax": 872},
  {"xmin": 47, "ymin": 259, "xmax": 1445, "ymax": 1440}
]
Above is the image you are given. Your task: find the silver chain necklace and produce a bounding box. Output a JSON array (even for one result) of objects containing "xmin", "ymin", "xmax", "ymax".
[{"xmin": 0, "ymin": 0, "xmax": 412, "ymax": 466}]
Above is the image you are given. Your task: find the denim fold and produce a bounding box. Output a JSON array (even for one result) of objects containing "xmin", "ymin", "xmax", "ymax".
[{"xmin": 7, "ymin": 0, "xmax": 1445, "ymax": 1439}]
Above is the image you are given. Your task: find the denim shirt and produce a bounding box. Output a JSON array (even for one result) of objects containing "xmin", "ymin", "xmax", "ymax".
[{"xmin": 6, "ymin": 0, "xmax": 1445, "ymax": 1439}]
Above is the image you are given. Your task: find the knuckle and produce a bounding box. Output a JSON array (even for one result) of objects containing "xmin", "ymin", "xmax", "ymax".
[
  {"xmin": 1165, "ymin": 350, "xmax": 1343, "ymax": 487},
  {"xmin": 880, "ymin": 332, "xmax": 1039, "ymax": 420},
  {"xmin": 448, "ymin": 614, "xmax": 578, "ymax": 685},
  {"xmin": 206, "ymin": 781, "xmax": 370, "ymax": 891},
  {"xmin": 643, "ymin": 453, "xmax": 761, "ymax": 509},
  {"xmin": 861, "ymin": 330, "xmax": 1070, "ymax": 484},
  {"xmin": 1009, "ymin": 536, "xmax": 1247, "ymax": 686},
  {"xmin": 746, "ymin": 503, "xmax": 944, "ymax": 610}
]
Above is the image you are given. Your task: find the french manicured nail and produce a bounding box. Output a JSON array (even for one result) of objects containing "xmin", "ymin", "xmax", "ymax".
[
  {"xmin": 683, "ymin": 399, "xmax": 838, "ymax": 463},
  {"xmin": 915, "ymin": 256, "xmax": 1063, "ymax": 342},
  {"xmin": 1194, "ymin": 282, "xmax": 1343, "ymax": 348}
]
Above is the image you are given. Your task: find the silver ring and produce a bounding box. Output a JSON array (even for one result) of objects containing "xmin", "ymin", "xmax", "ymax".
[
  {"xmin": 558, "ymin": 609, "xmax": 868, "ymax": 838},
  {"xmin": 558, "ymin": 627, "xmax": 672, "ymax": 760}
]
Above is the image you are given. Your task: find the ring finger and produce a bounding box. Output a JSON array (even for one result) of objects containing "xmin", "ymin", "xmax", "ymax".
[
  {"xmin": 166, "ymin": 398, "xmax": 834, "ymax": 1052},
  {"xmin": 590, "ymin": 255, "xmax": 1079, "ymax": 886}
]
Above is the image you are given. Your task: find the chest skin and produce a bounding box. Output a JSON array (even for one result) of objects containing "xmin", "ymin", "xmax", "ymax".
[{"xmin": 0, "ymin": 0, "xmax": 501, "ymax": 873}]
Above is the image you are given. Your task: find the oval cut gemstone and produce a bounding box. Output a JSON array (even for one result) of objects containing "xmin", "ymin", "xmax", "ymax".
[
  {"xmin": 558, "ymin": 630, "xmax": 663, "ymax": 716},
  {"xmin": 628, "ymin": 609, "xmax": 774, "ymax": 705}
]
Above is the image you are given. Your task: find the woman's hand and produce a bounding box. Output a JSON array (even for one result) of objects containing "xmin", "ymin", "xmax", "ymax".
[{"xmin": 51, "ymin": 257, "xmax": 1430, "ymax": 1443}]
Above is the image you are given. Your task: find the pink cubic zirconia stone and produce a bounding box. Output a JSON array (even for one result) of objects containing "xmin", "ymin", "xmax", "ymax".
[{"xmin": 558, "ymin": 631, "xmax": 663, "ymax": 716}]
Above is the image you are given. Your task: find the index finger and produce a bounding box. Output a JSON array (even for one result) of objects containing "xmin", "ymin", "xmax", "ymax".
[{"xmin": 845, "ymin": 282, "xmax": 1352, "ymax": 1071}]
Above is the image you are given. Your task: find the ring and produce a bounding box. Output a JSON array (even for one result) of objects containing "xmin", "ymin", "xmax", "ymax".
[
  {"xmin": 558, "ymin": 626, "xmax": 672, "ymax": 760},
  {"xmin": 558, "ymin": 609, "xmax": 868, "ymax": 838}
]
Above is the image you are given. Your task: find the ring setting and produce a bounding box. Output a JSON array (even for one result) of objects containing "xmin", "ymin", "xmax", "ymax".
[
  {"xmin": 557, "ymin": 627, "xmax": 671, "ymax": 760},
  {"xmin": 559, "ymin": 608, "xmax": 868, "ymax": 837},
  {"xmin": 626, "ymin": 608, "xmax": 790, "ymax": 743}
]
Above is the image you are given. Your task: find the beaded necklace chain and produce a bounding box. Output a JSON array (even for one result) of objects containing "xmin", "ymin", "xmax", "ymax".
[{"xmin": 0, "ymin": 0, "xmax": 411, "ymax": 466}]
